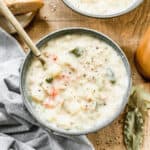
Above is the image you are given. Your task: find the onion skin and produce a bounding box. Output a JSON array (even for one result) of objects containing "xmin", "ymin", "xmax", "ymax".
[{"xmin": 135, "ymin": 27, "xmax": 150, "ymax": 80}]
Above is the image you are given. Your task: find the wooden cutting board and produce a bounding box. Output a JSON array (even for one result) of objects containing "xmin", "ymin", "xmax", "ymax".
[{"xmin": 16, "ymin": 0, "xmax": 150, "ymax": 149}]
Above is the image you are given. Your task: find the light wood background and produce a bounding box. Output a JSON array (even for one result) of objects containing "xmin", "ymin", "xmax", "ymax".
[{"xmin": 15, "ymin": 0, "xmax": 150, "ymax": 149}]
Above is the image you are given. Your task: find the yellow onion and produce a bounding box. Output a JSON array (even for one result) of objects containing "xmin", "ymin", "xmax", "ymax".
[{"xmin": 135, "ymin": 27, "xmax": 150, "ymax": 80}]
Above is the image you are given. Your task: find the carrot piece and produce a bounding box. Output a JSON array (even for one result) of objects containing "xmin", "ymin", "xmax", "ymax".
[
  {"xmin": 43, "ymin": 103, "xmax": 54, "ymax": 109},
  {"xmin": 50, "ymin": 87, "xmax": 58, "ymax": 99}
]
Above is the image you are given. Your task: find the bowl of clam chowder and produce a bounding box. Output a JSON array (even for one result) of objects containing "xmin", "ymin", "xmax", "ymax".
[
  {"xmin": 21, "ymin": 28, "xmax": 132, "ymax": 135},
  {"xmin": 63, "ymin": 0, "xmax": 143, "ymax": 18}
]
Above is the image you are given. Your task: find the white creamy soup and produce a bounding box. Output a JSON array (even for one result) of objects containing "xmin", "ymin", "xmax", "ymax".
[
  {"xmin": 26, "ymin": 33, "xmax": 128, "ymax": 131},
  {"xmin": 66, "ymin": 0, "xmax": 135, "ymax": 16}
]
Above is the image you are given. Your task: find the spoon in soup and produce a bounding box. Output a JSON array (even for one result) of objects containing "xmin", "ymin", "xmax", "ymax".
[{"xmin": 0, "ymin": 0, "xmax": 46, "ymax": 64}]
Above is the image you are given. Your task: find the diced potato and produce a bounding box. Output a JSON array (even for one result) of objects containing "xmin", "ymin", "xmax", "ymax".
[
  {"xmin": 96, "ymin": 78, "xmax": 105, "ymax": 91},
  {"xmin": 56, "ymin": 115, "xmax": 72, "ymax": 130},
  {"xmin": 41, "ymin": 81, "xmax": 51, "ymax": 95},
  {"xmin": 81, "ymin": 83, "xmax": 99, "ymax": 100},
  {"xmin": 48, "ymin": 116, "xmax": 56, "ymax": 122},
  {"xmin": 30, "ymin": 86, "xmax": 46, "ymax": 103},
  {"xmin": 59, "ymin": 54, "xmax": 78, "ymax": 71},
  {"xmin": 46, "ymin": 64, "xmax": 62, "ymax": 77},
  {"xmin": 63, "ymin": 99, "xmax": 81, "ymax": 115}
]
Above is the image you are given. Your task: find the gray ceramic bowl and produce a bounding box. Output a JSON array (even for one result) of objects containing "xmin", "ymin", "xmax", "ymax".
[
  {"xmin": 20, "ymin": 27, "xmax": 132, "ymax": 135},
  {"xmin": 63, "ymin": 0, "xmax": 143, "ymax": 18}
]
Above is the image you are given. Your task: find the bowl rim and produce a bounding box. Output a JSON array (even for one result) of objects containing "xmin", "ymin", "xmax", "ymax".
[
  {"xmin": 20, "ymin": 27, "xmax": 132, "ymax": 135},
  {"xmin": 62, "ymin": 0, "xmax": 143, "ymax": 18}
]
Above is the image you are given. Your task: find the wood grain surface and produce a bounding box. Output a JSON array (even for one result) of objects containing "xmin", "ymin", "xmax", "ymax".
[{"xmin": 15, "ymin": 0, "xmax": 150, "ymax": 149}]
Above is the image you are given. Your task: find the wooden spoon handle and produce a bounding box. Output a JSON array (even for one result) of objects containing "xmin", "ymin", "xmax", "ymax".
[{"xmin": 0, "ymin": 0, "xmax": 41, "ymax": 57}]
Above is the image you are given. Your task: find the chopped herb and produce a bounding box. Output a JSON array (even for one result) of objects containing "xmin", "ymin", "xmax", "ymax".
[
  {"xmin": 110, "ymin": 79, "xmax": 116, "ymax": 84},
  {"xmin": 106, "ymin": 68, "xmax": 116, "ymax": 84},
  {"xmin": 70, "ymin": 47, "xmax": 82, "ymax": 57},
  {"xmin": 83, "ymin": 74, "xmax": 86, "ymax": 77},
  {"xmin": 96, "ymin": 46, "xmax": 99, "ymax": 49},
  {"xmin": 105, "ymin": 58, "xmax": 108, "ymax": 62},
  {"xmin": 45, "ymin": 77, "xmax": 53, "ymax": 83}
]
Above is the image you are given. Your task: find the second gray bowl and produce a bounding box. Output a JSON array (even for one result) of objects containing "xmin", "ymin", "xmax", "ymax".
[{"xmin": 63, "ymin": 0, "xmax": 143, "ymax": 18}]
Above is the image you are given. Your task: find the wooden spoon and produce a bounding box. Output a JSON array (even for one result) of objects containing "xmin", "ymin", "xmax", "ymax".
[{"xmin": 0, "ymin": 0, "xmax": 45, "ymax": 64}]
